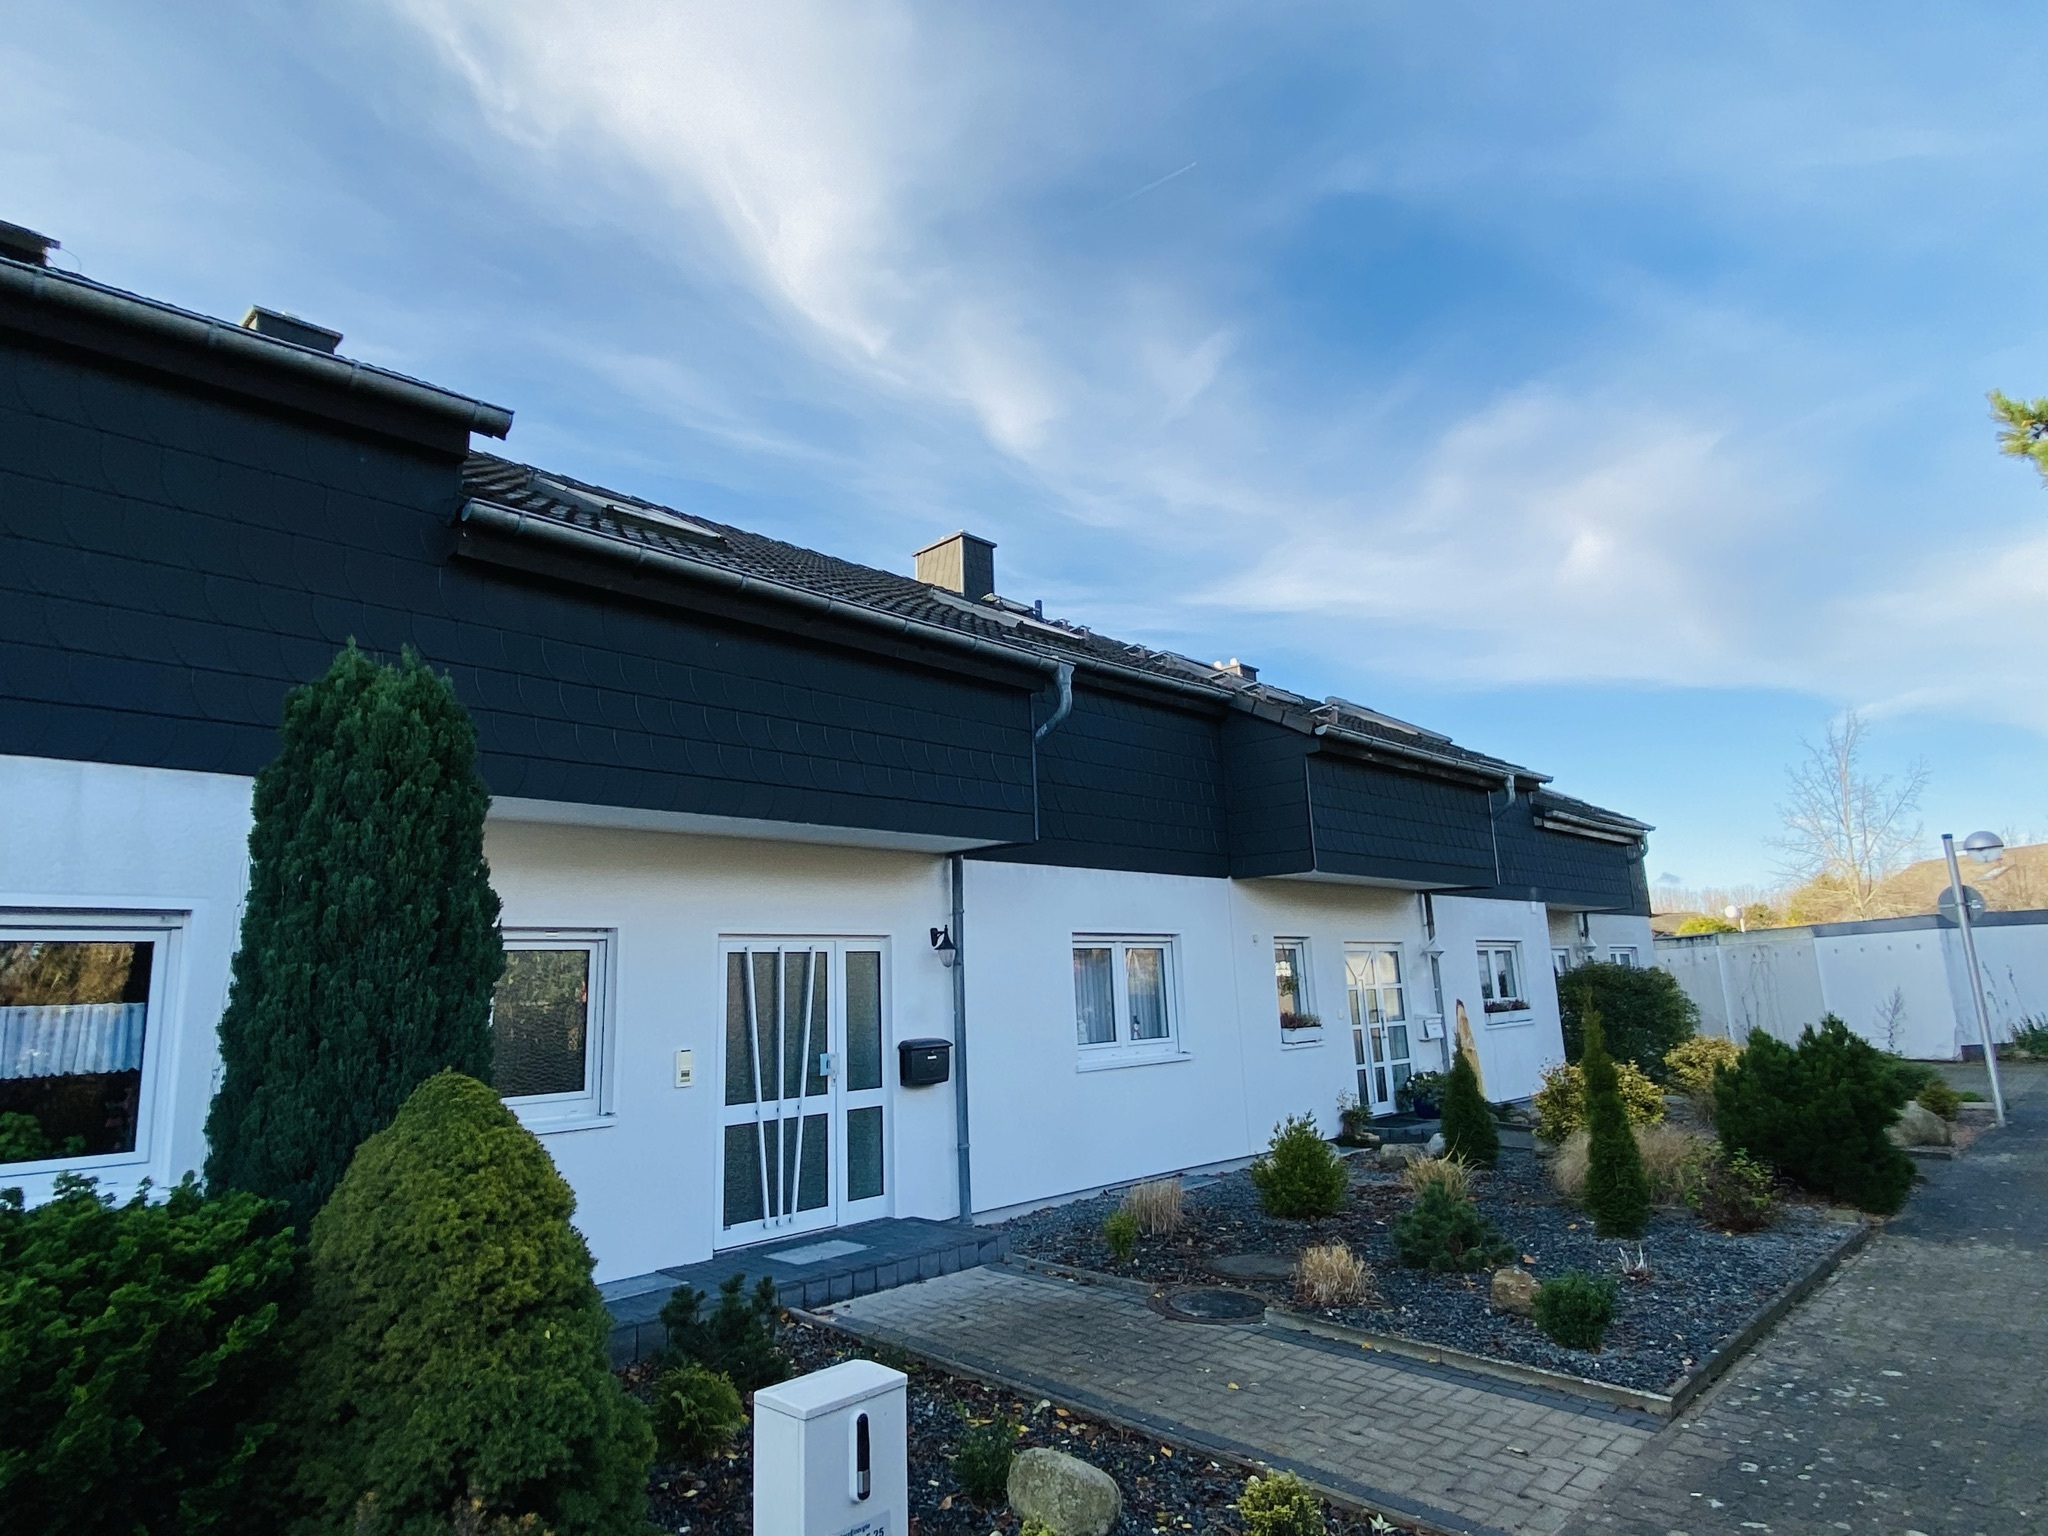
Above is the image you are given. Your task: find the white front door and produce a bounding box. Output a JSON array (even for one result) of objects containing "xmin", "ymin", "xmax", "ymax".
[
  {"xmin": 718, "ymin": 940, "xmax": 891, "ymax": 1247},
  {"xmin": 1346, "ymin": 944, "xmax": 1415, "ymax": 1115}
]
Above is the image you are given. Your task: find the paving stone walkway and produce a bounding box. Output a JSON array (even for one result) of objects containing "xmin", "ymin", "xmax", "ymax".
[
  {"xmin": 1570, "ymin": 1062, "xmax": 2048, "ymax": 1536},
  {"xmin": 826, "ymin": 1264, "xmax": 1660, "ymax": 1535}
]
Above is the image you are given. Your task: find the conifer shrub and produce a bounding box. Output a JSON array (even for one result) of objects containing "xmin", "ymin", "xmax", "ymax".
[
  {"xmin": 1532, "ymin": 1059, "xmax": 1665, "ymax": 1142},
  {"xmin": 205, "ymin": 644, "xmax": 504, "ymax": 1231},
  {"xmin": 1558, "ymin": 962, "xmax": 1699, "ymax": 1079},
  {"xmin": 282, "ymin": 1071, "xmax": 651, "ymax": 1536},
  {"xmin": 1915, "ymin": 1079, "xmax": 1962, "ymax": 1121},
  {"xmin": 660, "ymin": 1273, "xmax": 790, "ymax": 1395},
  {"xmin": 0, "ymin": 1175, "xmax": 300, "ymax": 1536},
  {"xmin": 1687, "ymin": 1148, "xmax": 1777, "ymax": 1232},
  {"xmin": 1238, "ymin": 1470, "xmax": 1326, "ymax": 1536},
  {"xmin": 1581, "ymin": 1012, "xmax": 1652, "ymax": 1239},
  {"xmin": 1438, "ymin": 1044, "xmax": 1499, "ymax": 1168},
  {"xmin": 1391, "ymin": 1186, "xmax": 1514, "ymax": 1273},
  {"xmin": 649, "ymin": 1363, "xmax": 745, "ymax": 1464},
  {"xmin": 1102, "ymin": 1209, "xmax": 1139, "ymax": 1262},
  {"xmin": 1249, "ymin": 1113, "xmax": 1349, "ymax": 1219},
  {"xmin": 951, "ymin": 1416, "xmax": 1019, "ymax": 1505},
  {"xmin": 1532, "ymin": 1270, "xmax": 1618, "ymax": 1351},
  {"xmin": 1715, "ymin": 1016, "xmax": 1914, "ymax": 1215},
  {"xmin": 1662, "ymin": 1036, "xmax": 1743, "ymax": 1097}
]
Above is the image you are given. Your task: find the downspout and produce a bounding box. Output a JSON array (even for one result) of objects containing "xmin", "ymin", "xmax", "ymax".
[
  {"xmin": 950, "ymin": 852, "xmax": 971, "ymax": 1223},
  {"xmin": 954, "ymin": 661, "xmax": 1074, "ymax": 1225}
]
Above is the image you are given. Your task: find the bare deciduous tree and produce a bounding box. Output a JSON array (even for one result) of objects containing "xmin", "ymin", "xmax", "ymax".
[{"xmin": 1773, "ymin": 711, "xmax": 1929, "ymax": 920}]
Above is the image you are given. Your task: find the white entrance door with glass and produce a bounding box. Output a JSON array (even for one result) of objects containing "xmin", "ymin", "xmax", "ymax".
[
  {"xmin": 719, "ymin": 940, "xmax": 889, "ymax": 1247},
  {"xmin": 1345, "ymin": 944, "xmax": 1414, "ymax": 1115}
]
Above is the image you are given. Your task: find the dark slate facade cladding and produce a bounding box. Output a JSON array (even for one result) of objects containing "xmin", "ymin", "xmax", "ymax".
[
  {"xmin": 971, "ymin": 683, "xmax": 1230, "ymax": 876},
  {"xmin": 1458, "ymin": 794, "xmax": 1649, "ymax": 914},
  {"xmin": 0, "ymin": 338, "xmax": 1037, "ymax": 844},
  {"xmin": 1305, "ymin": 753, "xmax": 1499, "ymax": 887}
]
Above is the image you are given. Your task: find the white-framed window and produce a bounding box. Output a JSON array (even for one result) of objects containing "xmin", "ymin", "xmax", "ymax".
[
  {"xmin": 493, "ymin": 930, "xmax": 612, "ymax": 1123},
  {"xmin": 1274, "ymin": 938, "xmax": 1318, "ymax": 1034},
  {"xmin": 1553, "ymin": 947, "xmax": 1573, "ymax": 976},
  {"xmin": 1609, "ymin": 947, "xmax": 1639, "ymax": 968},
  {"xmin": 1476, "ymin": 942, "xmax": 1530, "ymax": 1017},
  {"xmin": 1073, "ymin": 936, "xmax": 1180, "ymax": 1062},
  {"xmin": 0, "ymin": 913, "xmax": 179, "ymax": 1172}
]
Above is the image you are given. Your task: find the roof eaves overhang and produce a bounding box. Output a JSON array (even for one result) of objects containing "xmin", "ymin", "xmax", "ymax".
[{"xmin": 0, "ymin": 257, "xmax": 513, "ymax": 452}]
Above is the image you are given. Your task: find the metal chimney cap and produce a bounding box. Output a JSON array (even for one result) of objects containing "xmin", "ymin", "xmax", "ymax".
[
  {"xmin": 240, "ymin": 305, "xmax": 344, "ymax": 354},
  {"xmin": 0, "ymin": 220, "xmax": 59, "ymax": 267}
]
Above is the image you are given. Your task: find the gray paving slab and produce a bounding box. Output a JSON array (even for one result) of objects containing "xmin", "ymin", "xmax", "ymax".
[
  {"xmin": 1568, "ymin": 1061, "xmax": 2048, "ymax": 1536},
  {"xmin": 824, "ymin": 1263, "xmax": 1659, "ymax": 1536}
]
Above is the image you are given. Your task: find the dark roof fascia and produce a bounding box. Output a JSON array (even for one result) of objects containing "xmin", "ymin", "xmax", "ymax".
[
  {"xmin": 457, "ymin": 498, "xmax": 1059, "ymax": 689},
  {"xmin": 1306, "ymin": 721, "xmax": 1523, "ymax": 791},
  {"xmin": 1531, "ymin": 789, "xmax": 1653, "ymax": 841},
  {"xmin": 0, "ymin": 257, "xmax": 513, "ymax": 455}
]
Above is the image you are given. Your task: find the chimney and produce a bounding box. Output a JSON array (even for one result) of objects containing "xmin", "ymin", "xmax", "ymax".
[
  {"xmin": 1215, "ymin": 658, "xmax": 1258, "ymax": 682},
  {"xmin": 240, "ymin": 306, "xmax": 344, "ymax": 354},
  {"xmin": 914, "ymin": 531, "xmax": 997, "ymax": 601},
  {"xmin": 0, "ymin": 220, "xmax": 58, "ymax": 267}
]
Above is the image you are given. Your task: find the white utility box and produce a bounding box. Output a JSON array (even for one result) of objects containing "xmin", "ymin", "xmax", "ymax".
[{"xmin": 753, "ymin": 1359, "xmax": 908, "ymax": 1536}]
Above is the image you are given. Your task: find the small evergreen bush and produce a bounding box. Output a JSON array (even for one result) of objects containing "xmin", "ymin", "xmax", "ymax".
[
  {"xmin": 1715, "ymin": 1017, "xmax": 1915, "ymax": 1215},
  {"xmin": 1663, "ymin": 1036, "xmax": 1742, "ymax": 1097},
  {"xmin": 650, "ymin": 1363, "xmax": 745, "ymax": 1463},
  {"xmin": 1532, "ymin": 1059, "xmax": 1664, "ymax": 1142},
  {"xmin": 282, "ymin": 1071, "xmax": 652, "ymax": 1536},
  {"xmin": 1392, "ymin": 1186, "xmax": 1514, "ymax": 1273},
  {"xmin": 1249, "ymin": 1113, "xmax": 1349, "ymax": 1219},
  {"xmin": 1237, "ymin": 1469, "xmax": 1326, "ymax": 1536},
  {"xmin": 1438, "ymin": 1044, "xmax": 1499, "ymax": 1168},
  {"xmin": 1581, "ymin": 1012, "xmax": 1651, "ymax": 1239},
  {"xmin": 1558, "ymin": 962, "xmax": 1699, "ymax": 1079},
  {"xmin": 951, "ymin": 1416, "xmax": 1018, "ymax": 1505},
  {"xmin": 1915, "ymin": 1080, "xmax": 1962, "ymax": 1121},
  {"xmin": 661, "ymin": 1274, "xmax": 790, "ymax": 1395},
  {"xmin": 1102, "ymin": 1209, "xmax": 1139, "ymax": 1262},
  {"xmin": 1532, "ymin": 1270, "xmax": 1617, "ymax": 1350},
  {"xmin": 1688, "ymin": 1148, "xmax": 1777, "ymax": 1232},
  {"xmin": 0, "ymin": 1175, "xmax": 299, "ymax": 1536},
  {"xmin": 204, "ymin": 644, "xmax": 504, "ymax": 1231}
]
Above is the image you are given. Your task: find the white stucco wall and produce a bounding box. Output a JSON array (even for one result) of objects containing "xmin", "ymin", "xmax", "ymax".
[
  {"xmin": 1431, "ymin": 894, "xmax": 1567, "ymax": 1102},
  {"xmin": 1545, "ymin": 909, "xmax": 1654, "ymax": 970},
  {"xmin": 0, "ymin": 753, "xmax": 253, "ymax": 1208},
  {"xmin": 1812, "ymin": 929, "xmax": 1957, "ymax": 1059}
]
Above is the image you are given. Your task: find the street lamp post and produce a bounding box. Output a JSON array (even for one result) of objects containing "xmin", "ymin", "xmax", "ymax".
[{"xmin": 1941, "ymin": 831, "xmax": 2008, "ymax": 1127}]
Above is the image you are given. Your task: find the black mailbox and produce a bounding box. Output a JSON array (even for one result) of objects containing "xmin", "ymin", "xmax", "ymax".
[{"xmin": 898, "ymin": 1038, "xmax": 951, "ymax": 1087}]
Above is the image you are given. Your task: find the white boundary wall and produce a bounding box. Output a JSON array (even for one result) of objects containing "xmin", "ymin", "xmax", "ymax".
[
  {"xmin": 1656, "ymin": 912, "xmax": 2048, "ymax": 1060},
  {"xmin": 3, "ymin": 752, "xmax": 1598, "ymax": 1280}
]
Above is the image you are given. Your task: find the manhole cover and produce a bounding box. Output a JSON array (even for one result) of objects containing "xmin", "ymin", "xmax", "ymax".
[{"xmin": 1152, "ymin": 1287, "xmax": 1268, "ymax": 1324}]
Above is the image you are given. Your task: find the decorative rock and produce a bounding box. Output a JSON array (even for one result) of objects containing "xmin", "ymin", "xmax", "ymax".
[
  {"xmin": 1209, "ymin": 1252, "xmax": 1296, "ymax": 1282},
  {"xmin": 1377, "ymin": 1142, "xmax": 1428, "ymax": 1169},
  {"xmin": 1491, "ymin": 1266, "xmax": 1538, "ymax": 1316},
  {"xmin": 1424, "ymin": 1132, "xmax": 1446, "ymax": 1157},
  {"xmin": 1888, "ymin": 1101, "xmax": 1953, "ymax": 1147},
  {"xmin": 1008, "ymin": 1447, "xmax": 1122, "ymax": 1536},
  {"xmin": 1348, "ymin": 1130, "xmax": 1383, "ymax": 1151}
]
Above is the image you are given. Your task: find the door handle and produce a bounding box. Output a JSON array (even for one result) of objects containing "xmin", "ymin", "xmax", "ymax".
[{"xmin": 817, "ymin": 1051, "xmax": 834, "ymax": 1080}]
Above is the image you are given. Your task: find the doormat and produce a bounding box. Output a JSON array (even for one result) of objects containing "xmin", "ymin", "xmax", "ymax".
[{"xmin": 765, "ymin": 1238, "xmax": 871, "ymax": 1266}]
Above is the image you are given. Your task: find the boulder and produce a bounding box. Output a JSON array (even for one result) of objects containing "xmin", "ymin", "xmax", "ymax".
[
  {"xmin": 1424, "ymin": 1132, "xmax": 1446, "ymax": 1157},
  {"xmin": 1491, "ymin": 1266, "xmax": 1538, "ymax": 1317},
  {"xmin": 1008, "ymin": 1447, "xmax": 1122, "ymax": 1536},
  {"xmin": 1888, "ymin": 1101, "xmax": 1953, "ymax": 1147},
  {"xmin": 1377, "ymin": 1142, "xmax": 1428, "ymax": 1169}
]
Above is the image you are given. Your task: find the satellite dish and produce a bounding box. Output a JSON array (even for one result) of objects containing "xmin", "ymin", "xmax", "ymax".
[{"xmin": 1937, "ymin": 885, "xmax": 1987, "ymax": 918}]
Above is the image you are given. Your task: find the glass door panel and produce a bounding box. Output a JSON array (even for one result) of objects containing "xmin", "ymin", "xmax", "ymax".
[
  {"xmin": 1346, "ymin": 945, "xmax": 1409, "ymax": 1116},
  {"xmin": 719, "ymin": 943, "xmax": 836, "ymax": 1244},
  {"xmin": 841, "ymin": 949, "xmax": 888, "ymax": 1212}
]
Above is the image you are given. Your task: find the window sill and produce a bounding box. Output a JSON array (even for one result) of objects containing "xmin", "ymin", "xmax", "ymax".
[
  {"xmin": 512, "ymin": 1110, "xmax": 618, "ymax": 1135},
  {"xmin": 1280, "ymin": 1029, "xmax": 1325, "ymax": 1049},
  {"xmin": 1483, "ymin": 1012, "xmax": 1535, "ymax": 1028},
  {"xmin": 0, "ymin": 1147, "xmax": 149, "ymax": 1177},
  {"xmin": 1075, "ymin": 1050, "xmax": 1193, "ymax": 1074}
]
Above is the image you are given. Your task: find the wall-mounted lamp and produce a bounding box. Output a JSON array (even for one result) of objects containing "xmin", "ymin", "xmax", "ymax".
[{"xmin": 929, "ymin": 926, "xmax": 958, "ymax": 968}]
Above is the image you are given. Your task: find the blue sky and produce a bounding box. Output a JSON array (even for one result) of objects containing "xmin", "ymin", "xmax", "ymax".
[{"xmin": 7, "ymin": 3, "xmax": 2048, "ymax": 890}]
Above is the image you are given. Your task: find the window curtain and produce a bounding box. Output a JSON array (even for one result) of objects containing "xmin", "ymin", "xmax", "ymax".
[
  {"xmin": 1073, "ymin": 947, "xmax": 1115, "ymax": 1044},
  {"xmin": 0, "ymin": 1003, "xmax": 147, "ymax": 1078},
  {"xmin": 1125, "ymin": 947, "xmax": 1168, "ymax": 1040}
]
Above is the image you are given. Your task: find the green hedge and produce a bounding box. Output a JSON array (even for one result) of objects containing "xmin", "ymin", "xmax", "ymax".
[{"xmin": 1558, "ymin": 962, "xmax": 1698, "ymax": 1079}]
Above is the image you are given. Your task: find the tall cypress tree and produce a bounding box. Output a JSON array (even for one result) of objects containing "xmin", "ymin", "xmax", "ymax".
[
  {"xmin": 1438, "ymin": 1041, "xmax": 1499, "ymax": 1168},
  {"xmin": 204, "ymin": 645, "xmax": 502, "ymax": 1231},
  {"xmin": 1581, "ymin": 1008, "xmax": 1651, "ymax": 1238}
]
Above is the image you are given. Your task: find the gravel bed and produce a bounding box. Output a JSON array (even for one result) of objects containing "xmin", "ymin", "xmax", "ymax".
[
  {"xmin": 628, "ymin": 1317, "xmax": 1416, "ymax": 1534},
  {"xmin": 997, "ymin": 1150, "xmax": 1857, "ymax": 1393}
]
